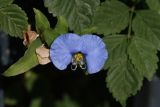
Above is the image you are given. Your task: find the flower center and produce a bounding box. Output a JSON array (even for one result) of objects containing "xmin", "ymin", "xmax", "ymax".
[{"xmin": 71, "ymin": 52, "xmax": 86, "ymax": 70}]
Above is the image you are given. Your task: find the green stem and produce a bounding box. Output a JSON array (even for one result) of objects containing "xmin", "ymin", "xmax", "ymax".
[{"xmin": 128, "ymin": 6, "xmax": 135, "ymax": 38}]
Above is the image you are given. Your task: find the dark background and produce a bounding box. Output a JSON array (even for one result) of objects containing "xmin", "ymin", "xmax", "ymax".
[{"xmin": 0, "ymin": 0, "xmax": 160, "ymax": 107}]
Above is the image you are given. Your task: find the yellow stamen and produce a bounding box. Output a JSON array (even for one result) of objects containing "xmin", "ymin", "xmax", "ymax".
[{"xmin": 74, "ymin": 53, "xmax": 83, "ymax": 62}]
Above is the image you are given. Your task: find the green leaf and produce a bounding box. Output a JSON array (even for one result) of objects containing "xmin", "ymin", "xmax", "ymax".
[
  {"xmin": 0, "ymin": 4, "xmax": 28, "ymax": 38},
  {"xmin": 104, "ymin": 35, "xmax": 143, "ymax": 107},
  {"xmin": 103, "ymin": 35, "xmax": 128, "ymax": 69},
  {"xmin": 146, "ymin": 0, "xmax": 160, "ymax": 14},
  {"xmin": 3, "ymin": 38, "xmax": 42, "ymax": 77},
  {"xmin": 132, "ymin": 10, "xmax": 160, "ymax": 50},
  {"xmin": 128, "ymin": 36, "xmax": 158, "ymax": 80},
  {"xmin": 44, "ymin": 0, "xmax": 100, "ymax": 33},
  {"xmin": 93, "ymin": 0, "xmax": 129, "ymax": 35},
  {"xmin": 34, "ymin": 8, "xmax": 50, "ymax": 33},
  {"xmin": 43, "ymin": 16, "xmax": 68, "ymax": 46},
  {"xmin": 0, "ymin": 0, "xmax": 13, "ymax": 8}
]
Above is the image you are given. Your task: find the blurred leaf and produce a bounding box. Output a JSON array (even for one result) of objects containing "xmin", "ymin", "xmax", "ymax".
[
  {"xmin": 128, "ymin": 36, "xmax": 158, "ymax": 80},
  {"xmin": 30, "ymin": 98, "xmax": 42, "ymax": 107},
  {"xmin": 146, "ymin": 0, "xmax": 160, "ymax": 14},
  {"xmin": 3, "ymin": 38, "xmax": 42, "ymax": 76},
  {"xmin": 43, "ymin": 16, "xmax": 68, "ymax": 46},
  {"xmin": 44, "ymin": 0, "xmax": 100, "ymax": 33},
  {"xmin": 25, "ymin": 71, "xmax": 38, "ymax": 91},
  {"xmin": 0, "ymin": 0, "xmax": 13, "ymax": 8},
  {"xmin": 0, "ymin": 4, "xmax": 28, "ymax": 38},
  {"xmin": 104, "ymin": 35, "xmax": 143, "ymax": 107},
  {"xmin": 5, "ymin": 97, "xmax": 17, "ymax": 106},
  {"xmin": 93, "ymin": 0, "xmax": 129, "ymax": 35},
  {"xmin": 34, "ymin": 8, "xmax": 50, "ymax": 33},
  {"xmin": 132, "ymin": 10, "xmax": 160, "ymax": 50},
  {"xmin": 55, "ymin": 95, "xmax": 80, "ymax": 107}
]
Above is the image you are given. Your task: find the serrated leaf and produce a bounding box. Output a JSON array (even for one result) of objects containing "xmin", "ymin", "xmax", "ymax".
[
  {"xmin": 44, "ymin": 0, "xmax": 100, "ymax": 33},
  {"xmin": 3, "ymin": 38, "xmax": 42, "ymax": 77},
  {"xmin": 93, "ymin": 0, "xmax": 129, "ymax": 35},
  {"xmin": 128, "ymin": 36, "xmax": 158, "ymax": 80},
  {"xmin": 104, "ymin": 35, "xmax": 143, "ymax": 107},
  {"xmin": 103, "ymin": 35, "xmax": 128, "ymax": 69},
  {"xmin": 132, "ymin": 10, "xmax": 160, "ymax": 50},
  {"xmin": 146, "ymin": 0, "xmax": 160, "ymax": 14},
  {"xmin": 43, "ymin": 16, "xmax": 68, "ymax": 46},
  {"xmin": 34, "ymin": 8, "xmax": 50, "ymax": 33},
  {"xmin": 0, "ymin": 4, "xmax": 28, "ymax": 38},
  {"xmin": 0, "ymin": 0, "xmax": 13, "ymax": 8}
]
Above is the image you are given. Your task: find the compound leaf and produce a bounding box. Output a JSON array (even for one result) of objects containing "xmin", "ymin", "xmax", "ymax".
[{"xmin": 104, "ymin": 35, "xmax": 143, "ymax": 107}]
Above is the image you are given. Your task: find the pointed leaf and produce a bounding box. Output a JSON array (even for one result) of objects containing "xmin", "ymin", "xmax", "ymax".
[
  {"xmin": 34, "ymin": 8, "xmax": 50, "ymax": 33},
  {"xmin": 104, "ymin": 35, "xmax": 143, "ymax": 107},
  {"xmin": 93, "ymin": 0, "xmax": 129, "ymax": 35},
  {"xmin": 44, "ymin": 0, "xmax": 100, "ymax": 32},
  {"xmin": 132, "ymin": 10, "xmax": 160, "ymax": 50},
  {"xmin": 0, "ymin": 0, "xmax": 13, "ymax": 8},
  {"xmin": 128, "ymin": 36, "xmax": 158, "ymax": 80},
  {"xmin": 0, "ymin": 4, "xmax": 28, "ymax": 38},
  {"xmin": 3, "ymin": 38, "xmax": 42, "ymax": 77}
]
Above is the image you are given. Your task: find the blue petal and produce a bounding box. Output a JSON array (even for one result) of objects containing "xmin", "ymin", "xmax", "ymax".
[
  {"xmin": 80, "ymin": 35, "xmax": 108, "ymax": 74},
  {"xmin": 86, "ymin": 48, "xmax": 108, "ymax": 74},
  {"xmin": 80, "ymin": 35, "xmax": 106, "ymax": 54},
  {"xmin": 50, "ymin": 33, "xmax": 81, "ymax": 70}
]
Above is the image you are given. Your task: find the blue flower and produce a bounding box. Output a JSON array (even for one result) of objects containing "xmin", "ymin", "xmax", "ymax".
[{"xmin": 49, "ymin": 33, "xmax": 108, "ymax": 74}]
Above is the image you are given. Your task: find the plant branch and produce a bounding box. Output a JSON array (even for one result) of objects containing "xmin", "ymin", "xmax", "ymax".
[{"xmin": 128, "ymin": 6, "xmax": 135, "ymax": 38}]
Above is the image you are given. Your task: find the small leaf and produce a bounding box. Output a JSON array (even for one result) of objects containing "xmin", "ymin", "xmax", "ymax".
[
  {"xmin": 0, "ymin": 4, "xmax": 28, "ymax": 38},
  {"xmin": 0, "ymin": 0, "xmax": 13, "ymax": 8},
  {"xmin": 34, "ymin": 8, "xmax": 50, "ymax": 33},
  {"xmin": 132, "ymin": 10, "xmax": 160, "ymax": 50},
  {"xmin": 128, "ymin": 36, "xmax": 158, "ymax": 80},
  {"xmin": 93, "ymin": 0, "xmax": 129, "ymax": 35},
  {"xmin": 104, "ymin": 35, "xmax": 143, "ymax": 107},
  {"xmin": 43, "ymin": 16, "xmax": 68, "ymax": 46},
  {"xmin": 146, "ymin": 0, "xmax": 160, "ymax": 14},
  {"xmin": 44, "ymin": 0, "xmax": 100, "ymax": 32},
  {"xmin": 3, "ymin": 38, "xmax": 42, "ymax": 77}
]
